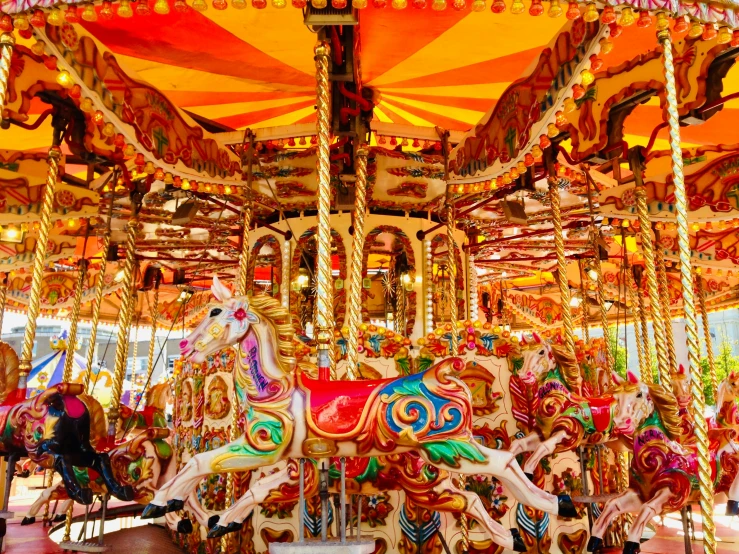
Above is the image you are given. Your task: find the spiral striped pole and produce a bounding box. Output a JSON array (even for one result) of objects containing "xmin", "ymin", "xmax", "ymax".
[
  {"xmin": 654, "ymin": 237, "xmax": 677, "ymax": 374},
  {"xmin": 63, "ymin": 259, "xmax": 88, "ymax": 383},
  {"xmin": 550, "ymin": 178, "xmax": 575, "ymax": 354},
  {"xmin": 18, "ymin": 147, "xmax": 61, "ymax": 387},
  {"xmin": 314, "ymin": 40, "xmax": 335, "ymax": 380},
  {"xmin": 627, "ymin": 273, "xmax": 646, "ymax": 379},
  {"xmin": 578, "ymin": 259, "xmax": 590, "ymax": 344},
  {"xmin": 658, "ymin": 27, "xmax": 714, "ymax": 554},
  {"xmin": 0, "ymin": 33, "xmax": 15, "ymax": 120},
  {"xmin": 0, "ymin": 275, "xmax": 7, "ymax": 338},
  {"xmin": 84, "ymin": 233, "xmax": 111, "ymax": 391},
  {"xmin": 346, "ymin": 148, "xmax": 368, "ymax": 380},
  {"xmin": 696, "ymin": 274, "xmax": 716, "ymax": 402}
]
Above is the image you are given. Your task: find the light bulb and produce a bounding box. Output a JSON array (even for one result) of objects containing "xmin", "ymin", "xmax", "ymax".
[
  {"xmin": 117, "ymin": 0, "xmax": 134, "ymax": 17},
  {"xmin": 548, "ymin": 0, "xmax": 562, "ymax": 17},
  {"xmin": 618, "ymin": 6, "xmax": 635, "ymax": 26},
  {"xmin": 510, "ymin": 0, "xmax": 524, "ymax": 13},
  {"xmin": 154, "ymin": 0, "xmax": 171, "ymax": 13},
  {"xmin": 583, "ymin": 2, "xmax": 597, "ymax": 22},
  {"xmin": 56, "ymin": 70, "xmax": 74, "ymax": 89},
  {"xmin": 81, "ymin": 3, "xmax": 98, "ymax": 21}
]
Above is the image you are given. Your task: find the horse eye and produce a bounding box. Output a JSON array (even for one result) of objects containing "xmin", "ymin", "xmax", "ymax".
[
  {"xmin": 637, "ymin": 392, "xmax": 642, "ymax": 398},
  {"xmin": 539, "ymin": 350, "xmax": 545, "ymax": 355},
  {"xmin": 210, "ymin": 308, "xmax": 222, "ymax": 317}
]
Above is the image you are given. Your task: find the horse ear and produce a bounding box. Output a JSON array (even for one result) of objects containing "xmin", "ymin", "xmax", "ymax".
[
  {"xmin": 211, "ymin": 275, "xmax": 232, "ymax": 302},
  {"xmin": 532, "ymin": 332, "xmax": 542, "ymax": 344},
  {"xmin": 611, "ymin": 371, "xmax": 625, "ymax": 385},
  {"xmin": 678, "ymin": 364, "xmax": 686, "ymax": 375},
  {"xmin": 627, "ymin": 370, "xmax": 639, "ymax": 384}
]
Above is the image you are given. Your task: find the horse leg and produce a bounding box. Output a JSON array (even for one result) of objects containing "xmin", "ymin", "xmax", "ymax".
[
  {"xmin": 509, "ymin": 433, "xmax": 542, "ymax": 458},
  {"xmin": 727, "ymin": 456, "xmax": 739, "ymax": 516},
  {"xmin": 142, "ymin": 436, "xmax": 282, "ymax": 519},
  {"xmin": 419, "ymin": 444, "xmax": 571, "ymax": 517},
  {"xmin": 410, "ymin": 475, "xmax": 526, "ymax": 552},
  {"xmin": 89, "ymin": 452, "xmax": 135, "ymax": 502},
  {"xmin": 208, "ymin": 465, "xmax": 296, "ymax": 538},
  {"xmin": 22, "ymin": 483, "xmax": 63, "ymax": 525},
  {"xmin": 522, "ymin": 430, "xmax": 567, "ymax": 475},
  {"xmin": 54, "ymin": 455, "xmax": 93, "ymax": 505},
  {"xmin": 587, "ymin": 489, "xmax": 642, "ymax": 552},
  {"xmin": 623, "ymin": 488, "xmax": 673, "ymax": 553}
]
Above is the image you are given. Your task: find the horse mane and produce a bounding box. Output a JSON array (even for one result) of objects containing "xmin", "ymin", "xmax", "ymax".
[
  {"xmin": 716, "ymin": 378, "xmax": 729, "ymax": 410},
  {"xmin": 79, "ymin": 394, "xmax": 108, "ymax": 448},
  {"xmin": 247, "ymin": 294, "xmax": 297, "ymax": 374},
  {"xmin": 612, "ymin": 381, "xmax": 683, "ymax": 441},
  {"xmin": 0, "ymin": 341, "xmax": 19, "ymax": 404},
  {"xmin": 145, "ymin": 382, "xmax": 170, "ymax": 409},
  {"xmin": 550, "ymin": 345, "xmax": 581, "ymax": 391}
]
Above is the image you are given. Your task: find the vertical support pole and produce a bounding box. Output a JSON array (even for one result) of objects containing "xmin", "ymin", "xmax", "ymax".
[
  {"xmin": 84, "ymin": 233, "xmax": 111, "ymax": 391},
  {"xmin": 468, "ymin": 251, "xmax": 478, "ymax": 322},
  {"xmin": 0, "ymin": 274, "xmax": 7, "ymax": 338},
  {"xmin": 107, "ymin": 207, "xmax": 139, "ymax": 438},
  {"xmin": 356, "ymin": 495, "xmax": 362, "ymax": 539},
  {"xmin": 549, "ymin": 177, "xmax": 575, "ymax": 353},
  {"xmin": 657, "ymin": 23, "xmax": 714, "ymax": 554},
  {"xmin": 630, "ymin": 149, "xmax": 671, "ymax": 388},
  {"xmin": 0, "ymin": 32, "xmax": 15, "ymax": 118},
  {"xmin": 144, "ymin": 277, "xmax": 161, "ymax": 386},
  {"xmin": 314, "ymin": 40, "xmax": 334, "ymax": 380},
  {"xmin": 320, "ymin": 464, "xmax": 329, "ymax": 542},
  {"xmin": 340, "ymin": 457, "xmax": 346, "ymax": 543},
  {"xmin": 18, "ymin": 146, "xmax": 61, "ymax": 391},
  {"xmin": 62, "ymin": 501, "xmax": 73, "ymax": 543},
  {"xmin": 578, "ymin": 259, "xmax": 590, "ymax": 344},
  {"xmin": 424, "ymin": 238, "xmax": 433, "ymax": 333},
  {"xmin": 346, "ymin": 148, "xmax": 368, "ymax": 379},
  {"xmin": 627, "ymin": 273, "xmax": 647, "ymax": 379},
  {"xmin": 696, "ymin": 274, "xmax": 716, "ymax": 402},
  {"xmin": 299, "ymin": 458, "xmax": 305, "ymax": 543},
  {"xmin": 655, "ymin": 234, "xmax": 677, "ymax": 374},
  {"xmin": 281, "ymin": 239, "xmax": 291, "ymax": 309},
  {"xmin": 128, "ymin": 316, "xmax": 139, "ymax": 408}
]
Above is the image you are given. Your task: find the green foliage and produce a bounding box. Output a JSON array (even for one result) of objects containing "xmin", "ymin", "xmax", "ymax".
[
  {"xmin": 608, "ymin": 327, "xmax": 628, "ymax": 380},
  {"xmin": 701, "ymin": 331, "xmax": 739, "ymax": 405}
]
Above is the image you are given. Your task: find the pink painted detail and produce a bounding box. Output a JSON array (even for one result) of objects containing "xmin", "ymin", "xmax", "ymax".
[
  {"xmin": 240, "ymin": 332, "xmax": 271, "ymax": 399},
  {"xmin": 62, "ymin": 396, "xmax": 87, "ymax": 419},
  {"xmin": 234, "ymin": 308, "xmax": 247, "ymax": 321}
]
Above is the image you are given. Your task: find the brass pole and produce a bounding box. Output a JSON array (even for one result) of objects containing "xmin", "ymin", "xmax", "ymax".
[
  {"xmin": 314, "ymin": 40, "xmax": 335, "ymax": 379},
  {"xmin": 18, "ymin": 146, "xmax": 61, "ymax": 387},
  {"xmin": 128, "ymin": 311, "xmax": 139, "ymax": 408},
  {"xmin": 0, "ymin": 275, "xmax": 6, "ymax": 338},
  {"xmin": 550, "ymin": 178, "xmax": 575, "ymax": 353},
  {"xmin": 631, "ymin": 150, "xmax": 671, "ymax": 388},
  {"xmin": 84, "ymin": 235, "xmax": 111, "ymax": 391},
  {"xmin": 655, "ymin": 236, "xmax": 677, "ymax": 374},
  {"xmin": 578, "ymin": 259, "xmax": 590, "ymax": 343},
  {"xmin": 627, "ymin": 274, "xmax": 647, "ymax": 379},
  {"xmin": 696, "ymin": 274, "xmax": 716, "ymax": 402},
  {"xmin": 658, "ymin": 24, "xmax": 714, "ymax": 554},
  {"xmin": 62, "ymin": 259, "xmax": 88, "ymax": 382},
  {"xmin": 0, "ymin": 32, "xmax": 15, "ymax": 119},
  {"xmin": 107, "ymin": 209, "xmax": 140, "ymax": 437},
  {"xmin": 468, "ymin": 251, "xmax": 478, "ymax": 321},
  {"xmin": 143, "ymin": 282, "xmax": 160, "ymax": 386},
  {"xmin": 345, "ymin": 148, "xmax": 368, "ymax": 379}
]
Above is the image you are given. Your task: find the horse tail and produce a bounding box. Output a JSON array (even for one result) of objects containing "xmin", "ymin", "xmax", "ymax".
[{"xmin": 78, "ymin": 394, "xmax": 108, "ymax": 448}]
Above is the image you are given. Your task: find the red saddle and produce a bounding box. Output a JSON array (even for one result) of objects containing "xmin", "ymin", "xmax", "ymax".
[
  {"xmin": 586, "ymin": 395, "xmax": 614, "ymax": 433},
  {"xmin": 298, "ymin": 373, "xmax": 393, "ymax": 436}
]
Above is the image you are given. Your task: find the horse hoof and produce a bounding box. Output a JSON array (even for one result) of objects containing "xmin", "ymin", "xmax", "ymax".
[
  {"xmin": 587, "ymin": 536, "xmax": 602, "ymax": 552},
  {"xmin": 727, "ymin": 500, "xmax": 739, "ymax": 516},
  {"xmin": 226, "ymin": 521, "xmax": 244, "ymax": 533},
  {"xmin": 208, "ymin": 515, "xmax": 220, "ymax": 529},
  {"xmin": 207, "ymin": 525, "xmax": 230, "ymax": 539},
  {"xmin": 53, "ymin": 513, "xmax": 67, "ymax": 523},
  {"xmin": 176, "ymin": 519, "xmax": 193, "ymax": 534},
  {"xmin": 113, "ymin": 485, "xmax": 135, "ymax": 502},
  {"xmin": 141, "ymin": 503, "xmax": 168, "ymax": 519},
  {"xmin": 524, "ymin": 472, "xmax": 534, "ymax": 481},
  {"xmin": 167, "ymin": 499, "xmax": 185, "ymax": 513},
  {"xmin": 20, "ymin": 517, "xmax": 35, "ymax": 526},
  {"xmin": 511, "ymin": 528, "xmax": 526, "ymax": 552},
  {"xmin": 623, "ymin": 540, "xmax": 640, "ymax": 554},
  {"xmin": 557, "ymin": 495, "xmax": 578, "ymax": 518}
]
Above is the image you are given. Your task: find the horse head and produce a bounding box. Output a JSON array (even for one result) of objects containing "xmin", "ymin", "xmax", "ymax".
[
  {"xmin": 180, "ymin": 276, "xmax": 260, "ymax": 363},
  {"xmin": 0, "ymin": 341, "xmax": 19, "ymax": 404},
  {"xmin": 670, "ymin": 364, "xmax": 691, "ymax": 411},
  {"xmin": 611, "ymin": 380, "xmax": 653, "ymax": 436},
  {"xmin": 145, "ymin": 382, "xmax": 172, "ymax": 411},
  {"xmin": 516, "ymin": 339, "xmax": 556, "ymax": 386}
]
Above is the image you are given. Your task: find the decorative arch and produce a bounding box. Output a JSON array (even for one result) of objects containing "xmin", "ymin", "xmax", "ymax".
[
  {"xmin": 247, "ymin": 234, "xmax": 282, "ymax": 298},
  {"xmin": 430, "ymin": 233, "xmax": 465, "ymax": 325},
  {"xmin": 360, "ymin": 225, "xmax": 417, "ymax": 337},
  {"xmin": 289, "ymin": 226, "xmax": 347, "ymax": 333}
]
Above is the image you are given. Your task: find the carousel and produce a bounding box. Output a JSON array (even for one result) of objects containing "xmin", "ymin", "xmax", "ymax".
[{"xmin": 0, "ymin": 0, "xmax": 737, "ymax": 552}]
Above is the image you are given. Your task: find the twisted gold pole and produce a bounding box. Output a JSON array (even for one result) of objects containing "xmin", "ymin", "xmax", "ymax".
[
  {"xmin": 0, "ymin": 32, "xmax": 15, "ymax": 120},
  {"xmin": 659, "ymin": 29, "xmax": 714, "ymax": 554},
  {"xmin": 61, "ymin": 500, "xmax": 73, "ymax": 543},
  {"xmin": 424, "ymin": 238, "xmax": 433, "ymax": 333},
  {"xmin": 550, "ymin": 178, "xmax": 575, "ymax": 353},
  {"xmin": 19, "ymin": 147, "xmax": 60, "ymax": 385},
  {"xmin": 592, "ymin": 243, "xmax": 612, "ymax": 372},
  {"xmin": 84, "ymin": 234, "xmax": 111, "ymax": 391},
  {"xmin": 346, "ymin": 148, "xmax": 368, "ymax": 380},
  {"xmin": 144, "ymin": 285, "xmax": 160, "ymax": 385},
  {"xmin": 108, "ymin": 213, "xmax": 139, "ymax": 436},
  {"xmin": 41, "ymin": 468, "xmax": 53, "ymax": 523},
  {"xmin": 63, "ymin": 259, "xmax": 88, "ymax": 382},
  {"xmin": 636, "ymin": 285, "xmax": 653, "ymax": 383},
  {"xmin": 627, "ymin": 274, "xmax": 647, "ymax": 379},
  {"xmin": 578, "ymin": 260, "xmax": 590, "ymax": 344},
  {"xmin": 237, "ymin": 202, "xmax": 252, "ymax": 298},
  {"xmin": 655, "ymin": 240, "xmax": 677, "ymax": 374},
  {"xmin": 446, "ymin": 206, "xmax": 459, "ymax": 354},
  {"xmin": 696, "ymin": 275, "xmax": 716, "ymax": 402},
  {"xmin": 0, "ymin": 277, "xmax": 7, "ymax": 338},
  {"xmin": 314, "ymin": 40, "xmax": 334, "ymax": 377}
]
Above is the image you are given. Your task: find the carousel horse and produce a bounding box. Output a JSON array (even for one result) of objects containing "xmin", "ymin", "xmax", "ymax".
[
  {"xmin": 117, "ymin": 382, "xmax": 171, "ymax": 440},
  {"xmin": 142, "ymin": 277, "xmax": 577, "ymax": 525},
  {"xmin": 0, "ymin": 341, "xmax": 134, "ymax": 505},
  {"xmin": 507, "ymin": 337, "xmax": 620, "ymax": 476},
  {"xmin": 21, "ymin": 427, "xmax": 175, "ymax": 525},
  {"xmin": 180, "ymin": 453, "xmax": 526, "ymax": 551},
  {"xmin": 587, "ymin": 380, "xmax": 739, "ymax": 554}
]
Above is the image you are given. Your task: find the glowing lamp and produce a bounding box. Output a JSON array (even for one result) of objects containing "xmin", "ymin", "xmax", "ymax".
[
  {"xmin": 565, "ymin": 1, "xmax": 579, "ymax": 19},
  {"xmin": 0, "ymin": 15, "xmax": 11, "ymax": 32},
  {"xmin": 539, "ymin": 135, "xmax": 551, "ymax": 149},
  {"xmin": 47, "ymin": 8, "xmax": 64, "ymax": 26},
  {"xmin": 100, "ymin": 1, "xmax": 114, "ymax": 18},
  {"xmin": 136, "ymin": 1, "xmax": 151, "ymax": 15},
  {"xmin": 510, "ymin": 167, "xmax": 520, "ymax": 179},
  {"xmin": 673, "ymin": 15, "xmax": 689, "ymax": 33},
  {"xmin": 529, "ymin": 0, "xmax": 543, "ymax": 16},
  {"xmin": 580, "ymin": 68, "xmax": 594, "ymax": 86},
  {"xmin": 555, "ymin": 111, "xmax": 567, "ymax": 127},
  {"xmin": 192, "ymin": 0, "xmax": 208, "ymax": 11},
  {"xmin": 609, "ymin": 22, "xmax": 623, "ymax": 37},
  {"xmin": 688, "ymin": 20, "xmax": 703, "ymax": 38},
  {"xmin": 600, "ymin": 5, "xmax": 615, "ymax": 23},
  {"xmin": 57, "ymin": 71, "xmax": 74, "ymax": 89},
  {"xmin": 702, "ymin": 23, "xmax": 717, "ymax": 41},
  {"xmin": 452, "ymin": 0, "xmax": 466, "ymax": 9},
  {"xmin": 618, "ymin": 6, "xmax": 635, "ymax": 26},
  {"xmin": 432, "ymin": 0, "xmax": 447, "ymax": 10},
  {"xmin": 92, "ymin": 110, "xmax": 105, "ymax": 125},
  {"xmin": 524, "ymin": 153, "xmax": 536, "ymax": 166},
  {"xmin": 117, "ymin": 0, "xmax": 134, "ymax": 16},
  {"xmin": 154, "ymin": 0, "xmax": 171, "ymax": 13},
  {"xmin": 589, "ymin": 54, "xmax": 603, "ymax": 71},
  {"xmin": 123, "ymin": 144, "xmax": 135, "ymax": 157},
  {"xmin": 31, "ymin": 41, "xmax": 46, "ymax": 56},
  {"xmin": 29, "ymin": 9, "xmax": 46, "ymax": 27},
  {"xmin": 491, "ymin": 0, "xmax": 506, "ymax": 12},
  {"xmin": 548, "ymin": 0, "xmax": 562, "ymax": 17},
  {"xmin": 392, "ymin": 0, "xmax": 407, "ymax": 8},
  {"xmin": 583, "ymin": 2, "xmax": 597, "ymax": 22},
  {"xmin": 733, "ymin": 30, "xmax": 739, "ymax": 47},
  {"xmin": 81, "ymin": 4, "xmax": 98, "ymax": 20},
  {"xmin": 102, "ymin": 123, "xmax": 116, "ymax": 137},
  {"xmin": 353, "ymin": 0, "xmax": 368, "ymax": 6},
  {"xmin": 717, "ymin": 26, "xmax": 731, "ymax": 44},
  {"xmin": 517, "ymin": 161, "xmax": 527, "ymax": 173},
  {"xmin": 373, "ymin": 0, "xmax": 387, "ymax": 7},
  {"xmin": 599, "ymin": 37, "xmax": 613, "ymax": 54},
  {"xmin": 13, "ymin": 14, "xmax": 29, "ymax": 30},
  {"xmin": 174, "ymin": 0, "xmax": 190, "ymax": 11},
  {"xmin": 636, "ymin": 10, "xmax": 652, "ymax": 27},
  {"xmin": 510, "ymin": 0, "xmax": 524, "ymax": 13},
  {"xmin": 471, "ymin": 0, "xmax": 485, "ymax": 10}
]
